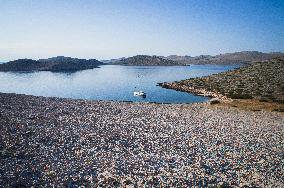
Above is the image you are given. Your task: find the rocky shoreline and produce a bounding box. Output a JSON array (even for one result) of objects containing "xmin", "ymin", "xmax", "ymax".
[
  {"xmin": 158, "ymin": 82, "xmax": 231, "ymax": 102},
  {"xmin": 159, "ymin": 57, "xmax": 284, "ymax": 106},
  {"xmin": 0, "ymin": 92, "xmax": 283, "ymax": 187}
]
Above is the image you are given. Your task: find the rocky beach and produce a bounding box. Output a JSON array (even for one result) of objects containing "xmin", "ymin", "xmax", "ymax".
[
  {"xmin": 2, "ymin": 0, "xmax": 284, "ymax": 187},
  {"xmin": 0, "ymin": 92, "xmax": 283, "ymax": 187}
]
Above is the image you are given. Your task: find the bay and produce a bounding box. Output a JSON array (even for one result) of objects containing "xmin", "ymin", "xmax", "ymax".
[{"xmin": 0, "ymin": 64, "xmax": 239, "ymax": 103}]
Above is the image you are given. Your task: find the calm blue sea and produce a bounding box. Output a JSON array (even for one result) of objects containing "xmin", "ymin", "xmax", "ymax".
[{"xmin": 0, "ymin": 64, "xmax": 239, "ymax": 103}]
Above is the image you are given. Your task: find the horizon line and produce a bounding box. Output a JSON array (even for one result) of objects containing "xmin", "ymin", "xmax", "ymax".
[{"xmin": 1, "ymin": 50, "xmax": 284, "ymax": 62}]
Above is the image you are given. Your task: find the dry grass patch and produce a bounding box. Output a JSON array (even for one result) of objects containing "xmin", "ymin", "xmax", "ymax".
[{"xmin": 211, "ymin": 99, "xmax": 284, "ymax": 112}]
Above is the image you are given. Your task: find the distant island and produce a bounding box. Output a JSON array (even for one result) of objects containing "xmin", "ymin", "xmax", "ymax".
[
  {"xmin": 101, "ymin": 57, "xmax": 126, "ymax": 64},
  {"xmin": 110, "ymin": 55, "xmax": 186, "ymax": 66},
  {"xmin": 160, "ymin": 56, "xmax": 284, "ymax": 111},
  {"xmin": 1, "ymin": 51, "xmax": 283, "ymax": 72},
  {"xmin": 107, "ymin": 51, "xmax": 284, "ymax": 65},
  {"xmin": 0, "ymin": 56, "xmax": 104, "ymax": 72},
  {"xmin": 163, "ymin": 51, "xmax": 284, "ymax": 65}
]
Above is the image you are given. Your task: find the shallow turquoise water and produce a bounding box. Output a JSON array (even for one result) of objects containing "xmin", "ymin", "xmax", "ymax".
[{"xmin": 0, "ymin": 64, "xmax": 239, "ymax": 103}]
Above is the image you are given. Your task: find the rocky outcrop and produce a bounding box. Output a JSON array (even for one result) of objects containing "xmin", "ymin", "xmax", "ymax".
[{"xmin": 159, "ymin": 82, "xmax": 231, "ymax": 102}]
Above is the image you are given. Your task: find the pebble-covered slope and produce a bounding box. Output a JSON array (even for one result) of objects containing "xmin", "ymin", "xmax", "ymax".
[
  {"xmin": 0, "ymin": 93, "xmax": 283, "ymax": 187},
  {"xmin": 162, "ymin": 57, "xmax": 284, "ymax": 103}
]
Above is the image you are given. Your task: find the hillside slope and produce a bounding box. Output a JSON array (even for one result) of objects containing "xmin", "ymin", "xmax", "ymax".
[{"xmin": 161, "ymin": 57, "xmax": 284, "ymax": 103}]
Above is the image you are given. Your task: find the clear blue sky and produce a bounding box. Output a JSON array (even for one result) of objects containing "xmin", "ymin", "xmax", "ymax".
[{"xmin": 0, "ymin": 0, "xmax": 283, "ymax": 61}]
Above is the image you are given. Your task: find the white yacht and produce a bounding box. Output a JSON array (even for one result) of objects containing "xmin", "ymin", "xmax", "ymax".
[{"xmin": 133, "ymin": 91, "xmax": 146, "ymax": 97}]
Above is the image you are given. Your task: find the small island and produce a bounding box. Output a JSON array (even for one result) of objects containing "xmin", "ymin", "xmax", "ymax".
[
  {"xmin": 110, "ymin": 55, "xmax": 188, "ymax": 66},
  {"xmin": 0, "ymin": 56, "xmax": 104, "ymax": 72}
]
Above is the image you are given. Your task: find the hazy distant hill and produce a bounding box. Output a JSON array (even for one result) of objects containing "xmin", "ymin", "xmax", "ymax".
[
  {"xmin": 106, "ymin": 51, "xmax": 284, "ymax": 66},
  {"xmin": 164, "ymin": 51, "xmax": 284, "ymax": 65},
  {"xmin": 111, "ymin": 55, "xmax": 186, "ymax": 66},
  {"xmin": 0, "ymin": 56, "xmax": 104, "ymax": 72},
  {"xmin": 101, "ymin": 57, "xmax": 126, "ymax": 64},
  {"xmin": 164, "ymin": 55, "xmax": 194, "ymax": 62}
]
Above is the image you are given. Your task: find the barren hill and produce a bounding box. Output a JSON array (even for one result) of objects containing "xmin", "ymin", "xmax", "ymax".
[{"xmin": 161, "ymin": 57, "xmax": 284, "ymax": 103}]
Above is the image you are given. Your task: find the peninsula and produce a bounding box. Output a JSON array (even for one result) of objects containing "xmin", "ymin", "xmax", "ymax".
[{"xmin": 160, "ymin": 57, "xmax": 284, "ymax": 111}]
